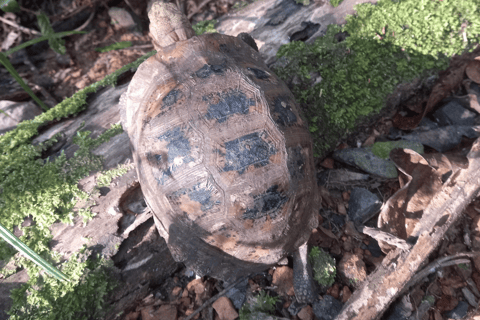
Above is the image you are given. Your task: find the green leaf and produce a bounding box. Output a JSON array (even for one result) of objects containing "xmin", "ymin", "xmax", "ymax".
[
  {"xmin": 36, "ymin": 11, "xmax": 66, "ymax": 54},
  {"xmin": 95, "ymin": 41, "xmax": 132, "ymax": 53},
  {"xmin": 0, "ymin": 52, "xmax": 49, "ymax": 111},
  {"xmin": 1, "ymin": 0, "xmax": 20, "ymax": 12},
  {"xmin": 0, "ymin": 221, "xmax": 69, "ymax": 281}
]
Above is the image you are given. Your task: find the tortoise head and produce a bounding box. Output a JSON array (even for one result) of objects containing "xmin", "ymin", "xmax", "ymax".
[{"xmin": 148, "ymin": 1, "xmax": 195, "ymax": 51}]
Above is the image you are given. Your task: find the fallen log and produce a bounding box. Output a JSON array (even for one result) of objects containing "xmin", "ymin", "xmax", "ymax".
[
  {"xmin": 215, "ymin": 0, "xmax": 377, "ymax": 65},
  {"xmin": 336, "ymin": 137, "xmax": 480, "ymax": 320}
]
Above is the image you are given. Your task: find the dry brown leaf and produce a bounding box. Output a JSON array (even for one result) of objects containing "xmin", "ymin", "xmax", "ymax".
[
  {"xmin": 466, "ymin": 59, "xmax": 480, "ymax": 84},
  {"xmin": 377, "ymin": 149, "xmax": 443, "ymax": 253},
  {"xmin": 394, "ymin": 46, "xmax": 480, "ymax": 130}
]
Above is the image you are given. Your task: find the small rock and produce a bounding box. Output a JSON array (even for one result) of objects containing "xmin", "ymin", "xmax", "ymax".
[
  {"xmin": 327, "ymin": 283, "xmax": 340, "ymax": 299},
  {"xmin": 436, "ymin": 295, "xmax": 458, "ymax": 313},
  {"xmin": 187, "ymin": 278, "xmax": 205, "ymax": 295},
  {"xmin": 141, "ymin": 304, "xmax": 177, "ymax": 320},
  {"xmin": 333, "ymin": 147, "xmax": 398, "ymax": 179},
  {"xmin": 338, "ymin": 253, "xmax": 367, "ymax": 288},
  {"xmin": 226, "ymin": 278, "xmax": 248, "ymax": 309},
  {"xmin": 184, "ymin": 308, "xmax": 199, "ymax": 320},
  {"xmin": 348, "ymin": 188, "xmax": 382, "ymax": 224},
  {"xmin": 341, "ymin": 286, "xmax": 351, "ymax": 303},
  {"xmin": 124, "ymin": 311, "xmax": 139, "ymax": 320},
  {"xmin": 0, "ymin": 100, "xmax": 42, "ymax": 134},
  {"xmin": 312, "ymin": 295, "xmax": 343, "ymax": 320},
  {"xmin": 272, "ymin": 266, "xmax": 295, "ymax": 296},
  {"xmin": 287, "ymin": 299, "xmax": 305, "ymax": 316},
  {"xmin": 212, "ymin": 296, "xmax": 238, "ymax": 320},
  {"xmin": 461, "ymin": 287, "xmax": 478, "ymax": 307},
  {"xmin": 171, "ymin": 286, "xmax": 182, "ymax": 297},
  {"xmin": 317, "ymin": 169, "xmax": 370, "ymax": 188},
  {"xmin": 387, "ymin": 295, "xmax": 413, "ymax": 320},
  {"xmin": 108, "ymin": 7, "xmax": 136, "ymax": 30},
  {"xmin": 443, "ymin": 301, "xmax": 469, "ymax": 320},
  {"xmin": 399, "ymin": 125, "xmax": 480, "ymax": 152},
  {"xmin": 297, "ymin": 305, "xmax": 314, "ymax": 320},
  {"xmin": 320, "ymin": 158, "xmax": 334, "ymax": 169},
  {"xmin": 433, "ymin": 99, "xmax": 477, "ymax": 126}
]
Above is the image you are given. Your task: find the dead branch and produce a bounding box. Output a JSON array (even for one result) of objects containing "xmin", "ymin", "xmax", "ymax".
[{"xmin": 336, "ymin": 137, "xmax": 480, "ymax": 320}]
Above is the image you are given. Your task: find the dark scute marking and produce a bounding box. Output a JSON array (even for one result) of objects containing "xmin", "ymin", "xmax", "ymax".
[
  {"xmin": 205, "ymin": 90, "xmax": 255, "ymax": 123},
  {"xmin": 195, "ymin": 62, "xmax": 226, "ymax": 78},
  {"xmin": 163, "ymin": 89, "xmax": 182, "ymax": 107},
  {"xmin": 223, "ymin": 132, "xmax": 276, "ymax": 174},
  {"xmin": 187, "ymin": 183, "xmax": 220, "ymax": 212},
  {"xmin": 272, "ymin": 97, "xmax": 297, "ymax": 126},
  {"xmin": 146, "ymin": 152, "xmax": 172, "ymax": 185},
  {"xmin": 171, "ymin": 182, "xmax": 219, "ymax": 212},
  {"xmin": 156, "ymin": 127, "xmax": 194, "ymax": 183},
  {"xmin": 243, "ymin": 185, "xmax": 288, "ymax": 220},
  {"xmin": 248, "ymin": 68, "xmax": 269, "ymax": 80},
  {"xmin": 287, "ymin": 146, "xmax": 305, "ymax": 181},
  {"xmin": 219, "ymin": 44, "xmax": 230, "ymax": 53}
]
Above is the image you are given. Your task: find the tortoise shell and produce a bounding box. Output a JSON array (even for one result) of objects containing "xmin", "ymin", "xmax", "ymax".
[{"xmin": 122, "ymin": 24, "xmax": 319, "ymax": 282}]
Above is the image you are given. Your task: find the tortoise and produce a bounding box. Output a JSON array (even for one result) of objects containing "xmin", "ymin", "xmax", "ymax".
[{"xmin": 121, "ymin": 1, "xmax": 320, "ymax": 303}]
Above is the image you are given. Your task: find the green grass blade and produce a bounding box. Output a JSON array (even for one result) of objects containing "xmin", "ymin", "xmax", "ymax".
[
  {"xmin": 0, "ymin": 52, "xmax": 49, "ymax": 111},
  {"xmin": 0, "ymin": 222, "xmax": 69, "ymax": 281},
  {"xmin": 3, "ymin": 30, "xmax": 86, "ymax": 56}
]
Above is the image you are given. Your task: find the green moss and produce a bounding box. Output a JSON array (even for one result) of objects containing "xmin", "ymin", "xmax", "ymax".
[
  {"xmin": 192, "ymin": 20, "xmax": 218, "ymax": 35},
  {"xmin": 274, "ymin": 0, "xmax": 479, "ymax": 157},
  {"xmin": 8, "ymin": 247, "xmax": 117, "ymax": 320},
  {"xmin": 330, "ymin": 0, "xmax": 343, "ymax": 7},
  {"xmin": 295, "ymin": 0, "xmax": 310, "ymax": 5},
  {"xmin": 371, "ymin": 140, "xmax": 424, "ymax": 159},
  {"xmin": 309, "ymin": 246, "xmax": 336, "ymax": 287},
  {"xmin": 95, "ymin": 41, "xmax": 132, "ymax": 53},
  {"xmin": 96, "ymin": 163, "xmax": 131, "ymax": 188},
  {"xmin": 1, "ymin": 51, "xmax": 154, "ymax": 319},
  {"xmin": 239, "ymin": 290, "xmax": 278, "ymax": 320},
  {"xmin": 423, "ymin": 295, "xmax": 435, "ymax": 305}
]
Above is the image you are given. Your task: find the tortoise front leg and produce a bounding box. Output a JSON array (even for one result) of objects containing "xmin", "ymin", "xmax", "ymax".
[{"xmin": 293, "ymin": 242, "xmax": 317, "ymax": 304}]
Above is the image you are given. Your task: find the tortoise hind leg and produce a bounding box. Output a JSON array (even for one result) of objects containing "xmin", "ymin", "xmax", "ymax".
[{"xmin": 293, "ymin": 242, "xmax": 317, "ymax": 304}]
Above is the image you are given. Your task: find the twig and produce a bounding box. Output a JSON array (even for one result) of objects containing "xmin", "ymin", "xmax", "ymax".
[
  {"xmin": 74, "ymin": 10, "xmax": 95, "ymax": 32},
  {"xmin": 401, "ymin": 252, "xmax": 480, "ymax": 296},
  {"xmin": 184, "ymin": 276, "xmax": 247, "ymax": 320},
  {"xmin": 0, "ymin": 16, "xmax": 40, "ymax": 35},
  {"xmin": 358, "ymin": 226, "xmax": 412, "ymax": 251},
  {"xmin": 187, "ymin": 0, "xmax": 214, "ymax": 20}
]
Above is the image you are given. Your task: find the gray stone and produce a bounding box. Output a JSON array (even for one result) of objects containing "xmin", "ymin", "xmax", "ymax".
[
  {"xmin": 226, "ymin": 278, "xmax": 248, "ymax": 309},
  {"xmin": 433, "ymin": 99, "xmax": 477, "ymax": 126},
  {"xmin": 312, "ymin": 295, "xmax": 342, "ymax": 320},
  {"xmin": 333, "ymin": 148, "xmax": 397, "ymax": 179},
  {"xmin": 317, "ymin": 169, "xmax": 370, "ymax": 187},
  {"xmin": 348, "ymin": 188, "xmax": 382, "ymax": 224},
  {"xmin": 443, "ymin": 301, "xmax": 469, "ymax": 319},
  {"xmin": 287, "ymin": 299, "xmax": 305, "ymax": 316},
  {"xmin": 0, "ymin": 100, "xmax": 42, "ymax": 134},
  {"xmin": 399, "ymin": 125, "xmax": 480, "ymax": 152}
]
